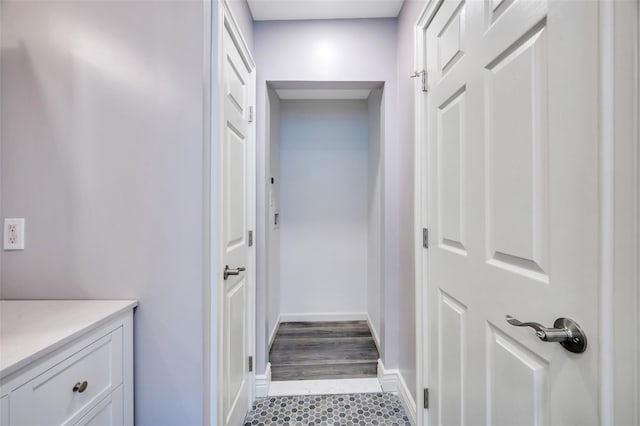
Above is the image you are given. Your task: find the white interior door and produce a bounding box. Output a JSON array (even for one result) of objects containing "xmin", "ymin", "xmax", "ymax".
[
  {"xmin": 420, "ymin": 0, "xmax": 600, "ymax": 424},
  {"xmin": 221, "ymin": 18, "xmax": 253, "ymax": 426}
]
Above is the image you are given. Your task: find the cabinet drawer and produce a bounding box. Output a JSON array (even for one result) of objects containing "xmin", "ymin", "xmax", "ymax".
[
  {"xmin": 10, "ymin": 328, "xmax": 123, "ymax": 426},
  {"xmin": 74, "ymin": 386, "xmax": 123, "ymax": 426}
]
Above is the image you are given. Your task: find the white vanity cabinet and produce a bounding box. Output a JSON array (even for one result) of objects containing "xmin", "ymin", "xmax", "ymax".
[{"xmin": 0, "ymin": 300, "xmax": 137, "ymax": 426}]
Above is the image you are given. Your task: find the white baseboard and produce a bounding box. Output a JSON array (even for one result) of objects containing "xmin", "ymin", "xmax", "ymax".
[
  {"xmin": 377, "ymin": 359, "xmax": 417, "ymax": 426},
  {"xmin": 396, "ymin": 370, "xmax": 417, "ymax": 426},
  {"xmin": 255, "ymin": 362, "xmax": 271, "ymax": 398},
  {"xmin": 268, "ymin": 314, "xmax": 281, "ymax": 350},
  {"xmin": 377, "ymin": 359, "xmax": 397, "ymax": 392},
  {"xmin": 269, "ymin": 378, "xmax": 381, "ymax": 397},
  {"xmin": 279, "ymin": 312, "xmax": 368, "ymax": 322},
  {"xmin": 366, "ymin": 314, "xmax": 381, "ymax": 354}
]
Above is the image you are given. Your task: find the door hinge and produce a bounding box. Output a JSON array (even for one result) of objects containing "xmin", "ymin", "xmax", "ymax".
[
  {"xmin": 249, "ymin": 356, "xmax": 253, "ymax": 372},
  {"xmin": 423, "ymin": 228, "xmax": 429, "ymax": 249},
  {"xmin": 248, "ymin": 230, "xmax": 253, "ymax": 247},
  {"xmin": 423, "ymin": 388, "xmax": 429, "ymax": 409},
  {"xmin": 248, "ymin": 106, "xmax": 254, "ymax": 123},
  {"xmin": 411, "ymin": 70, "xmax": 428, "ymax": 92}
]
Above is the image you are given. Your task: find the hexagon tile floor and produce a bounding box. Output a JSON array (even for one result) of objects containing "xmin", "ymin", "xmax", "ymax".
[{"xmin": 243, "ymin": 392, "xmax": 411, "ymax": 425}]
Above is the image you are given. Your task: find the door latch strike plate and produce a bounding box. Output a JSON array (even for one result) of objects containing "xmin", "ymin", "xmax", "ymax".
[
  {"xmin": 423, "ymin": 228, "xmax": 429, "ymax": 249},
  {"xmin": 424, "ymin": 388, "xmax": 429, "ymax": 409},
  {"xmin": 249, "ymin": 356, "xmax": 253, "ymax": 372},
  {"xmin": 248, "ymin": 230, "xmax": 253, "ymax": 247}
]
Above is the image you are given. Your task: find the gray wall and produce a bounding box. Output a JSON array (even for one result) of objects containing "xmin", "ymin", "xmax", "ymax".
[
  {"xmin": 0, "ymin": 0, "xmax": 253, "ymax": 423},
  {"xmin": 279, "ymin": 99, "xmax": 369, "ymax": 316}
]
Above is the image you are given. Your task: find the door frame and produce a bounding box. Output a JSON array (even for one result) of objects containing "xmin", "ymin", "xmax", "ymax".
[
  {"xmin": 204, "ymin": 1, "xmax": 256, "ymax": 424},
  {"xmin": 413, "ymin": 1, "xmax": 639, "ymax": 425},
  {"xmin": 413, "ymin": 3, "xmax": 434, "ymax": 426}
]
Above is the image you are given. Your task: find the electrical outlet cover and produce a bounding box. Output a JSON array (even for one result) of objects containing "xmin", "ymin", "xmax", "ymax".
[{"xmin": 4, "ymin": 218, "xmax": 25, "ymax": 250}]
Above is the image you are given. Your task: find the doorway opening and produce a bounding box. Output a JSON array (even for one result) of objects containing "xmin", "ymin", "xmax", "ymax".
[{"xmin": 261, "ymin": 81, "xmax": 386, "ymax": 395}]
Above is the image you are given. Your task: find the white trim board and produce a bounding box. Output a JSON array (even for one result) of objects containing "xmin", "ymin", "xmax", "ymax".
[
  {"xmin": 413, "ymin": 3, "xmax": 434, "ymax": 426},
  {"xmin": 377, "ymin": 359, "xmax": 417, "ymax": 426},
  {"xmin": 255, "ymin": 363, "xmax": 271, "ymax": 398},
  {"xmin": 366, "ymin": 314, "xmax": 381, "ymax": 354},
  {"xmin": 268, "ymin": 314, "xmax": 281, "ymax": 351},
  {"xmin": 376, "ymin": 359, "xmax": 397, "ymax": 393},
  {"xmin": 279, "ymin": 312, "xmax": 368, "ymax": 322},
  {"xmin": 268, "ymin": 378, "xmax": 381, "ymax": 397},
  {"xmin": 607, "ymin": 1, "xmax": 640, "ymax": 423}
]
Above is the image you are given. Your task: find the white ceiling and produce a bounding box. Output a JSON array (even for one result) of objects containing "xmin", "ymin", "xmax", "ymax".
[{"xmin": 248, "ymin": 0, "xmax": 405, "ymax": 21}]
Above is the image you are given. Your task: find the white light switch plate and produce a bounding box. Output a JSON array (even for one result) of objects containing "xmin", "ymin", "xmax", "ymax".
[{"xmin": 4, "ymin": 218, "xmax": 25, "ymax": 250}]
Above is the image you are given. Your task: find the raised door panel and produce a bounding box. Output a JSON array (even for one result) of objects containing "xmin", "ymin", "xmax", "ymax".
[
  {"xmin": 226, "ymin": 55, "xmax": 246, "ymax": 118},
  {"xmin": 486, "ymin": 325, "xmax": 548, "ymax": 426},
  {"xmin": 438, "ymin": 87, "xmax": 467, "ymax": 255},
  {"xmin": 485, "ymin": 23, "xmax": 549, "ymax": 282},
  {"xmin": 437, "ymin": 0, "xmax": 465, "ymax": 76},
  {"xmin": 224, "ymin": 279, "xmax": 247, "ymax": 421},
  {"xmin": 438, "ymin": 291, "xmax": 467, "ymax": 426},
  {"xmin": 224, "ymin": 125, "xmax": 247, "ymax": 250},
  {"xmin": 223, "ymin": 31, "xmax": 248, "ymax": 254}
]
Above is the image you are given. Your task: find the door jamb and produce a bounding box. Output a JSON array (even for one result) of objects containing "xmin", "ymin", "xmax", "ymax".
[
  {"xmin": 414, "ymin": 2, "xmax": 437, "ymax": 426},
  {"xmin": 602, "ymin": 1, "xmax": 640, "ymax": 424}
]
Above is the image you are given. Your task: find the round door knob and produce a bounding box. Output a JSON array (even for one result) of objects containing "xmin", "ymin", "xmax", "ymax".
[{"xmin": 72, "ymin": 381, "xmax": 88, "ymax": 393}]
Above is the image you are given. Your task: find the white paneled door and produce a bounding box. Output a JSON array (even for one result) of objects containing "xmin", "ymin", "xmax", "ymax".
[
  {"xmin": 221, "ymin": 12, "xmax": 254, "ymax": 426},
  {"xmin": 419, "ymin": 0, "xmax": 599, "ymax": 425}
]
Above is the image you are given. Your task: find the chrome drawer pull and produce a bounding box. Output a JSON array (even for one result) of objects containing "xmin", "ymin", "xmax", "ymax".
[{"xmin": 72, "ymin": 381, "xmax": 88, "ymax": 393}]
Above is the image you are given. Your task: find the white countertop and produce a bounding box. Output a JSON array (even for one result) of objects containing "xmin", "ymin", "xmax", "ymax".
[{"xmin": 0, "ymin": 300, "xmax": 137, "ymax": 379}]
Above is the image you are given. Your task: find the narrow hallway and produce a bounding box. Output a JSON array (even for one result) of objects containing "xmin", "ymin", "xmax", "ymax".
[{"xmin": 251, "ymin": 13, "xmax": 419, "ymax": 424}]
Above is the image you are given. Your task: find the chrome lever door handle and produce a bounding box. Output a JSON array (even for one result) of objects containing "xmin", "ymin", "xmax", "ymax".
[
  {"xmin": 505, "ymin": 316, "xmax": 566, "ymax": 341},
  {"xmin": 223, "ymin": 265, "xmax": 246, "ymax": 280},
  {"xmin": 506, "ymin": 315, "xmax": 587, "ymax": 353}
]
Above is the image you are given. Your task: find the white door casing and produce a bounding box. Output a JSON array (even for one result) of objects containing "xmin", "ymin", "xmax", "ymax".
[
  {"xmin": 218, "ymin": 3, "xmax": 256, "ymax": 426},
  {"xmin": 415, "ymin": 0, "xmax": 611, "ymax": 425}
]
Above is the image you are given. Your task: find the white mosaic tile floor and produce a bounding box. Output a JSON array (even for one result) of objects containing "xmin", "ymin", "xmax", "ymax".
[{"xmin": 243, "ymin": 392, "xmax": 411, "ymax": 426}]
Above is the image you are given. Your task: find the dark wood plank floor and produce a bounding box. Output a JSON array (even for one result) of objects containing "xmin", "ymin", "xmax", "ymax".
[{"xmin": 269, "ymin": 321, "xmax": 379, "ymax": 381}]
